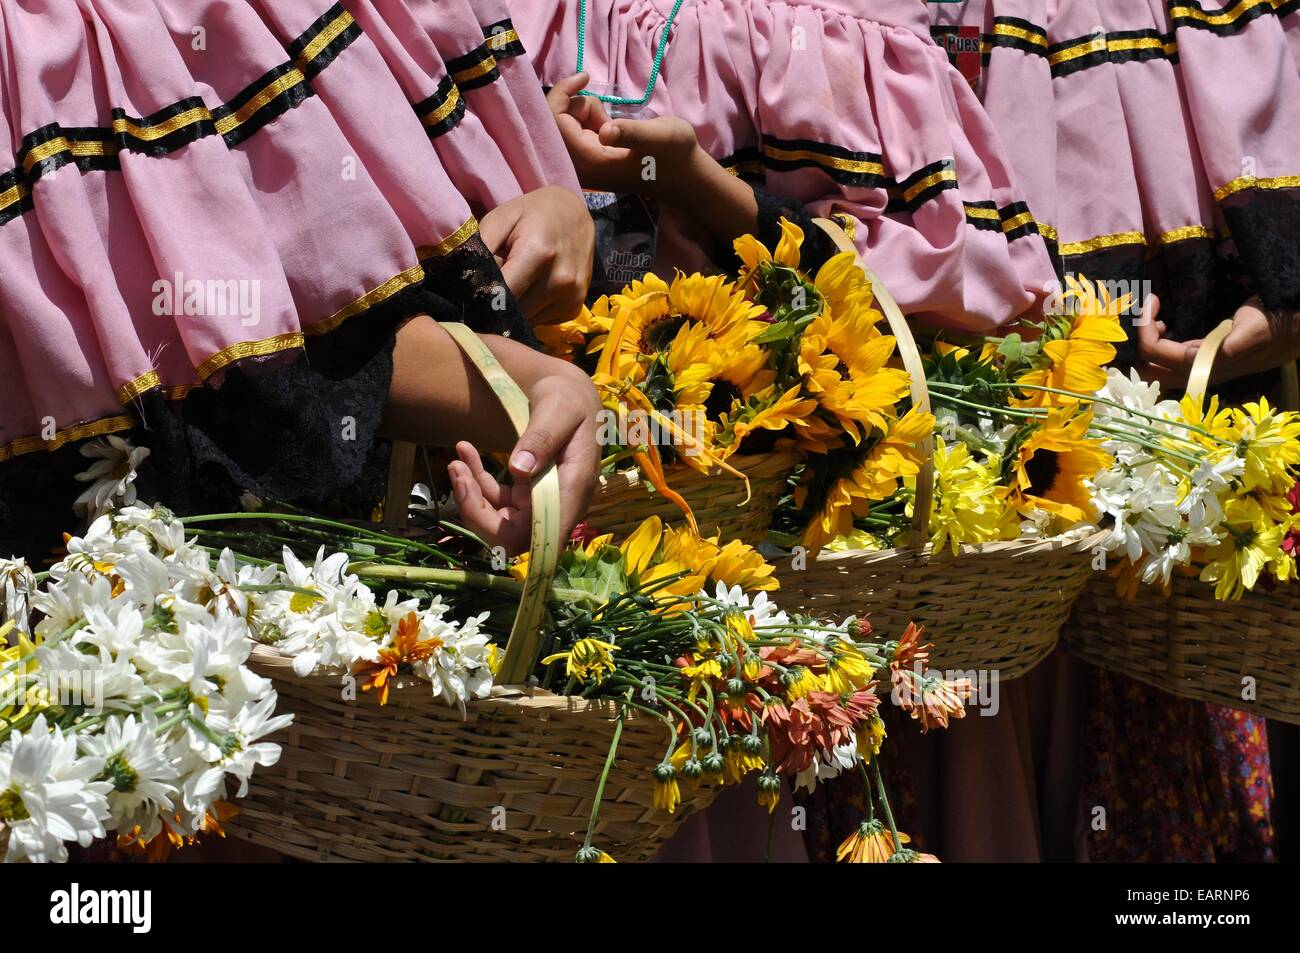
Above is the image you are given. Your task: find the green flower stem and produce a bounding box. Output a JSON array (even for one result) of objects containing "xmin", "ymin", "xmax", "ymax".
[
  {"xmin": 1088, "ymin": 424, "xmax": 1202, "ymax": 469},
  {"xmin": 857, "ymin": 761, "xmax": 876, "ymax": 825},
  {"xmin": 580, "ymin": 689, "xmax": 631, "ymax": 854},
  {"xmin": 927, "ymin": 391, "xmax": 1044, "ymax": 420},
  {"xmin": 599, "ymin": 447, "xmax": 642, "ymax": 471},
  {"xmin": 181, "ymin": 511, "xmax": 455, "ymax": 564},
  {"xmin": 871, "ymin": 757, "xmax": 903, "ymax": 853},
  {"xmin": 185, "ymin": 713, "xmax": 226, "ymax": 750},
  {"xmin": 961, "ymin": 380, "xmax": 1232, "ymax": 444},
  {"xmin": 349, "ymin": 564, "xmax": 600, "ymax": 608}
]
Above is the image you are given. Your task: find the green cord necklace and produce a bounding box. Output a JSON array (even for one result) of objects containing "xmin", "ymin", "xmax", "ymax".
[{"xmin": 576, "ymin": 0, "xmax": 686, "ymax": 106}]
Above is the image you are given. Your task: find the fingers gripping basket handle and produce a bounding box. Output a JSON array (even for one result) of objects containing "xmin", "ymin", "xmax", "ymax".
[
  {"xmin": 1187, "ymin": 319, "xmax": 1300, "ymax": 412},
  {"xmin": 813, "ymin": 218, "xmax": 935, "ymax": 551},
  {"xmin": 384, "ymin": 322, "xmax": 562, "ymax": 687}
]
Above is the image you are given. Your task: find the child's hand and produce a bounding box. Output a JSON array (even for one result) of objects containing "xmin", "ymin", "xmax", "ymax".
[
  {"xmin": 1137, "ymin": 294, "xmax": 1300, "ymax": 387},
  {"xmin": 447, "ymin": 363, "xmax": 601, "ymax": 555},
  {"xmin": 546, "ymin": 72, "xmax": 699, "ymax": 198},
  {"xmin": 480, "ymin": 185, "xmax": 594, "ymax": 326}
]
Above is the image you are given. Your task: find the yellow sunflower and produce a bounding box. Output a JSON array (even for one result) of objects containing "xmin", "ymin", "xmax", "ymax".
[
  {"xmin": 617, "ymin": 271, "xmax": 768, "ymax": 360},
  {"xmin": 1008, "ymin": 407, "xmax": 1111, "ymax": 523},
  {"xmin": 734, "ymin": 216, "xmax": 805, "ymax": 283},
  {"xmin": 661, "ymin": 319, "xmax": 774, "ymax": 452},
  {"xmin": 660, "ymin": 523, "xmax": 778, "ymax": 591},
  {"xmin": 1015, "ymin": 275, "xmax": 1128, "ymax": 406},
  {"xmin": 535, "ymin": 296, "xmax": 609, "ymax": 363},
  {"xmin": 714, "ymin": 384, "xmax": 818, "ymax": 456},
  {"xmin": 811, "ymin": 249, "xmax": 881, "ymax": 330},
  {"xmin": 849, "ymin": 407, "xmax": 935, "ymax": 500},
  {"xmin": 799, "ymin": 312, "xmax": 910, "ymax": 442},
  {"xmin": 798, "ymin": 408, "xmax": 932, "ymax": 551}
]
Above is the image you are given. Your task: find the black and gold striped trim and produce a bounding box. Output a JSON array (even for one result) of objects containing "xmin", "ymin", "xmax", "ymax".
[
  {"xmin": 718, "ymin": 145, "xmax": 765, "ymax": 179},
  {"xmin": 962, "ymin": 200, "xmax": 1003, "ymax": 232},
  {"xmin": 718, "ymin": 139, "xmax": 1043, "ymax": 241},
  {"xmin": 413, "ymin": 75, "xmax": 466, "ymax": 139},
  {"xmin": 982, "ymin": 1, "xmax": 1292, "ymax": 77},
  {"xmin": 888, "ymin": 159, "xmax": 958, "ymax": 212},
  {"xmin": 754, "ymin": 135, "xmax": 887, "ymax": 187},
  {"xmin": 0, "ymin": 168, "xmax": 33, "ymax": 227},
  {"xmin": 720, "ymin": 139, "xmax": 887, "ymax": 187},
  {"xmin": 1048, "ymin": 223, "xmax": 1228, "ymax": 259},
  {"xmin": 211, "ymin": 61, "xmax": 316, "ymax": 148},
  {"xmin": 960, "ymin": 200, "xmax": 1045, "ymax": 241},
  {"xmin": 414, "ymin": 21, "xmax": 523, "ymax": 136},
  {"xmin": 446, "ymin": 44, "xmax": 501, "ymax": 91},
  {"xmin": 998, "ymin": 201, "xmax": 1043, "ymax": 241},
  {"xmin": 483, "ymin": 19, "xmax": 527, "ymax": 60},
  {"xmin": 0, "ymin": 4, "xmax": 359, "ymax": 227},
  {"xmin": 1168, "ymin": 0, "xmax": 1288, "ymax": 35},
  {"xmin": 981, "ymin": 16, "xmax": 1049, "ymax": 57},
  {"xmin": 286, "ymin": 3, "xmax": 362, "ymax": 80},
  {"xmin": 1047, "ymin": 29, "xmax": 1179, "ymax": 77}
]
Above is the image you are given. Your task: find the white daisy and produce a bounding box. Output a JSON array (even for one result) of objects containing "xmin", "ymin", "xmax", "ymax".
[
  {"xmin": 0, "ymin": 715, "xmax": 112, "ymax": 863},
  {"xmin": 77, "ymin": 713, "xmax": 178, "ymax": 841},
  {"xmin": 72, "ymin": 436, "xmax": 151, "ymax": 521}
]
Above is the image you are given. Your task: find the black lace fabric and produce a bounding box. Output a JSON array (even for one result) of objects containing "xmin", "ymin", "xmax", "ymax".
[
  {"xmin": 1219, "ymin": 186, "xmax": 1300, "ymax": 315},
  {"xmin": 0, "ymin": 235, "xmax": 534, "ymax": 560}
]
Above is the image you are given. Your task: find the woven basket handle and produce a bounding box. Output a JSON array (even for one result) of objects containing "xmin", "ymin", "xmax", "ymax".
[
  {"xmin": 383, "ymin": 322, "xmax": 561, "ymax": 686},
  {"xmin": 813, "ymin": 218, "xmax": 934, "ymax": 550},
  {"xmin": 1186, "ymin": 317, "xmax": 1300, "ymax": 412}
]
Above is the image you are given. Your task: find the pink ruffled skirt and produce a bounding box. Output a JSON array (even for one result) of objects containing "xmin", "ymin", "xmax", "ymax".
[{"xmin": 0, "ymin": 0, "xmax": 576, "ymax": 462}]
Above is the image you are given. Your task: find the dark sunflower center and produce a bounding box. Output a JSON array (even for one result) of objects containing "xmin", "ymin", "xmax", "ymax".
[
  {"xmin": 644, "ymin": 314, "xmax": 688, "ymax": 352},
  {"xmin": 705, "ymin": 381, "xmax": 743, "ymax": 420},
  {"xmin": 1024, "ymin": 449, "xmax": 1062, "ymax": 497}
]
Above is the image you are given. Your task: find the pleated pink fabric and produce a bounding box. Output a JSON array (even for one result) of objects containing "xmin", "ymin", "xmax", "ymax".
[
  {"xmin": 0, "ymin": 0, "xmax": 576, "ymax": 463},
  {"xmin": 946, "ymin": 0, "xmax": 1300, "ymax": 343},
  {"xmin": 513, "ymin": 0, "xmax": 1059, "ymax": 333}
]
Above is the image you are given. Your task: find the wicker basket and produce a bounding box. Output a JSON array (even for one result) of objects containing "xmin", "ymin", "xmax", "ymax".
[
  {"xmin": 779, "ymin": 533, "xmax": 1102, "ymax": 680},
  {"xmin": 1065, "ymin": 320, "xmax": 1300, "ymax": 723},
  {"xmin": 586, "ymin": 449, "xmax": 799, "ymax": 545},
  {"xmin": 228, "ymin": 322, "xmax": 717, "ymax": 861},
  {"xmin": 773, "ymin": 219, "xmax": 1104, "ymax": 680},
  {"xmin": 231, "ymin": 647, "xmax": 712, "ymax": 862}
]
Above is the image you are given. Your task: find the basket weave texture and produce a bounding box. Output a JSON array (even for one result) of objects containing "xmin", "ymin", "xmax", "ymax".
[
  {"xmin": 777, "ymin": 533, "xmax": 1103, "ymax": 679},
  {"xmin": 230, "ymin": 647, "xmax": 716, "ymax": 861},
  {"xmin": 1067, "ymin": 573, "xmax": 1300, "ymax": 725},
  {"xmin": 586, "ymin": 449, "xmax": 799, "ymax": 546}
]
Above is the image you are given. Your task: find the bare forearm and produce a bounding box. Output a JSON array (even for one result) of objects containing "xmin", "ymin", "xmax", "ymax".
[
  {"xmin": 381, "ymin": 315, "xmax": 546, "ymax": 452},
  {"xmin": 663, "ymin": 146, "xmax": 760, "ymax": 254}
]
